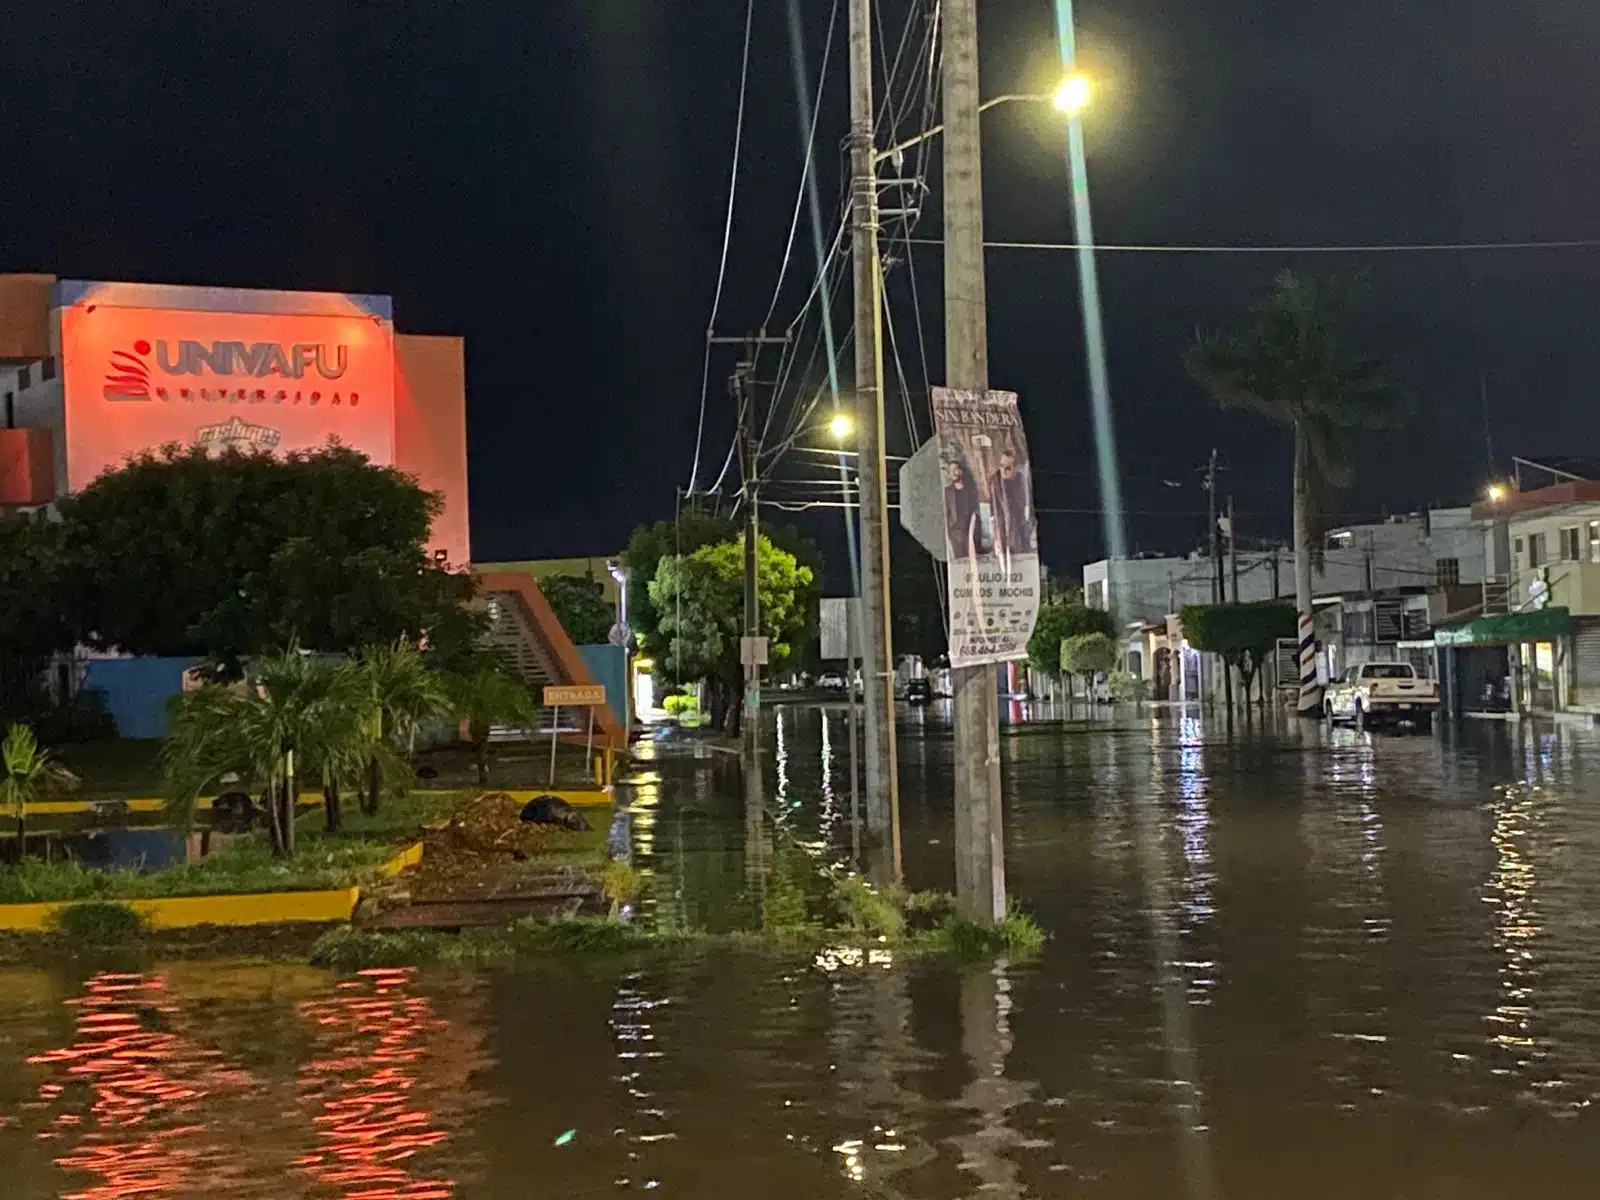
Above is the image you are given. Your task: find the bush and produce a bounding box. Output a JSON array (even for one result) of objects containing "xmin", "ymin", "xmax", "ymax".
[
  {"xmin": 662, "ymin": 693, "xmax": 698, "ymax": 717},
  {"xmin": 15, "ymin": 690, "xmax": 118, "ymax": 745},
  {"xmin": 1107, "ymin": 670, "xmax": 1148, "ymax": 702},
  {"xmin": 913, "ymin": 907, "xmax": 1045, "ymax": 962},
  {"xmin": 52, "ymin": 901, "xmax": 146, "ymax": 944},
  {"xmin": 832, "ymin": 874, "xmax": 905, "ymax": 940}
]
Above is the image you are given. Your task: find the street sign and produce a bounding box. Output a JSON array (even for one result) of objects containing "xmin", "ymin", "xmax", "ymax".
[
  {"xmin": 897, "ymin": 438, "xmax": 947, "ymax": 562},
  {"xmin": 739, "ymin": 636, "xmax": 769, "ymax": 667},
  {"xmin": 543, "ymin": 684, "xmax": 606, "ymax": 707}
]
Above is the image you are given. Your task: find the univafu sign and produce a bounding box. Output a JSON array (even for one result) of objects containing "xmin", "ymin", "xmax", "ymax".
[{"xmin": 55, "ymin": 280, "xmax": 395, "ymax": 490}]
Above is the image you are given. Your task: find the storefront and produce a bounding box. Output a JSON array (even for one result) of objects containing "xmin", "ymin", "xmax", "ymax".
[{"xmin": 1435, "ymin": 607, "xmax": 1573, "ymax": 717}]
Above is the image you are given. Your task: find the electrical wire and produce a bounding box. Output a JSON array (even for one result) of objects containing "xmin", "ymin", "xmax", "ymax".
[
  {"xmin": 686, "ymin": 0, "xmax": 757, "ymax": 495},
  {"xmin": 906, "ymin": 235, "xmax": 1600, "ymax": 254}
]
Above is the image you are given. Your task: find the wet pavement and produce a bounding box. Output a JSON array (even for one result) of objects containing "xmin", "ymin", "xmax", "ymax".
[{"xmin": 5, "ymin": 707, "xmax": 1600, "ymax": 1197}]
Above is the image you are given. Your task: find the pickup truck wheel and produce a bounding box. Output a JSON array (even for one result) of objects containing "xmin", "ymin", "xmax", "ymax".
[{"xmin": 1355, "ymin": 702, "xmax": 1369, "ymax": 732}]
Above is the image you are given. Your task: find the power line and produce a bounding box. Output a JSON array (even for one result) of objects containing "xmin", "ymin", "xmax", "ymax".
[
  {"xmin": 687, "ymin": 0, "xmax": 757, "ymax": 495},
  {"xmin": 906, "ymin": 235, "xmax": 1600, "ymax": 255}
]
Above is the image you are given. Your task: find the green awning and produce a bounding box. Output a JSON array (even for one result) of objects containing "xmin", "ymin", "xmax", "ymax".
[{"xmin": 1434, "ymin": 606, "xmax": 1572, "ymax": 648}]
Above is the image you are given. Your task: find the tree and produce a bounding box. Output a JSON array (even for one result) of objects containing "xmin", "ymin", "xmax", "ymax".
[
  {"xmin": 540, "ymin": 575, "xmax": 615, "ymax": 646},
  {"xmin": 164, "ymin": 649, "xmax": 388, "ymax": 851},
  {"xmin": 1, "ymin": 723, "xmax": 78, "ymax": 851},
  {"xmin": 647, "ymin": 535, "xmax": 815, "ymax": 735},
  {"xmin": 1180, "ymin": 601, "xmax": 1297, "ymax": 706},
  {"xmin": 443, "ymin": 661, "xmax": 539, "ymax": 785},
  {"xmin": 1061, "ymin": 632, "xmax": 1118, "ymax": 700},
  {"xmin": 1186, "ymin": 272, "xmax": 1408, "ymax": 712},
  {"xmin": 1027, "ymin": 590, "xmax": 1117, "ymax": 680},
  {"xmin": 622, "ymin": 511, "xmax": 738, "ymax": 667},
  {"xmin": 352, "ymin": 640, "xmax": 450, "ymax": 814},
  {"xmin": 0, "ymin": 517, "xmax": 71, "ymax": 717},
  {"xmin": 55, "ymin": 444, "xmax": 473, "ymax": 678}
]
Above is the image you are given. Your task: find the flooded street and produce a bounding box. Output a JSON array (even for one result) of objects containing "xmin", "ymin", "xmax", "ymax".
[{"xmin": 6, "ymin": 709, "xmax": 1600, "ymax": 1197}]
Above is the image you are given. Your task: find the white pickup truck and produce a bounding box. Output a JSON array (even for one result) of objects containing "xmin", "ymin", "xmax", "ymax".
[{"xmin": 1324, "ymin": 662, "xmax": 1439, "ymax": 730}]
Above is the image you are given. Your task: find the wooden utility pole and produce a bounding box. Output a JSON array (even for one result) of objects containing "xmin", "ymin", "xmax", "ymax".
[
  {"xmin": 739, "ymin": 361, "xmax": 761, "ymax": 753},
  {"xmin": 942, "ymin": 0, "xmax": 1005, "ymax": 924},
  {"xmin": 847, "ymin": 0, "xmax": 901, "ymax": 874}
]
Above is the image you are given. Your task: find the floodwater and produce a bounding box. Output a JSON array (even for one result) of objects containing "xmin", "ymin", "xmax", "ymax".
[{"xmin": 5, "ymin": 708, "xmax": 1600, "ymax": 1197}]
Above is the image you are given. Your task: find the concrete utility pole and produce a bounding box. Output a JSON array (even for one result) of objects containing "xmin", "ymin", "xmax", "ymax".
[
  {"xmin": 942, "ymin": 0, "xmax": 1006, "ymax": 924},
  {"xmin": 1228, "ymin": 496, "xmax": 1239, "ymax": 603},
  {"xmin": 1207, "ymin": 450, "xmax": 1221, "ymax": 604},
  {"xmin": 738, "ymin": 360, "xmax": 761, "ymax": 754},
  {"xmin": 847, "ymin": 0, "xmax": 901, "ymax": 872}
]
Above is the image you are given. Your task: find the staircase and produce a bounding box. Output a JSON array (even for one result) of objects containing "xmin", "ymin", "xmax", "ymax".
[{"xmin": 474, "ymin": 570, "xmax": 628, "ymax": 750}]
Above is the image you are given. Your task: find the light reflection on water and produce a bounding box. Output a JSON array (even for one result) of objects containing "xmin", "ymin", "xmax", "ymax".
[{"xmin": 5, "ymin": 713, "xmax": 1600, "ymax": 1195}]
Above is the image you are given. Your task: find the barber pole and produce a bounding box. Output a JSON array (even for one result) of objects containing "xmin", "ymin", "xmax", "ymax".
[{"xmin": 1297, "ymin": 612, "xmax": 1322, "ymax": 715}]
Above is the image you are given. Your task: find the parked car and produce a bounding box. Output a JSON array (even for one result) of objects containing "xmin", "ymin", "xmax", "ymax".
[
  {"xmin": 1324, "ymin": 662, "xmax": 1438, "ymax": 730},
  {"xmin": 818, "ymin": 673, "xmax": 847, "ymax": 691},
  {"xmin": 905, "ymin": 678, "xmax": 933, "ymax": 706}
]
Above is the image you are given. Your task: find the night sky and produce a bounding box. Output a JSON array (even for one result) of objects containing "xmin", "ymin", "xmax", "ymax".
[{"xmin": 8, "ymin": 2, "xmax": 1600, "ymax": 592}]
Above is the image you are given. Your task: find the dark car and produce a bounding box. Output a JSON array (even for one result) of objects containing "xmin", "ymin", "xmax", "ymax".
[{"xmin": 905, "ymin": 678, "xmax": 933, "ymax": 706}]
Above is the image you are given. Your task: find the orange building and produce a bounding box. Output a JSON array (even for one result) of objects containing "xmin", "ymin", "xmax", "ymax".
[{"xmin": 0, "ymin": 275, "xmax": 468, "ymax": 565}]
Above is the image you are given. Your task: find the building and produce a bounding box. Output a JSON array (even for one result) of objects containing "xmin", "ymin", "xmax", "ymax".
[
  {"xmin": 0, "ymin": 274, "xmax": 469, "ymax": 565},
  {"xmin": 1083, "ymin": 508, "xmax": 1485, "ymax": 701},
  {"xmin": 1433, "ymin": 475, "xmax": 1600, "ymax": 718}
]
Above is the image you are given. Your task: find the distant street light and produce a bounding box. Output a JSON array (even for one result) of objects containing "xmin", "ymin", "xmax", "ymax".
[
  {"xmin": 1052, "ymin": 72, "xmax": 1093, "ymax": 117},
  {"xmin": 829, "ymin": 412, "xmax": 856, "ymax": 441},
  {"xmin": 1486, "ymin": 482, "xmax": 1508, "ymax": 503}
]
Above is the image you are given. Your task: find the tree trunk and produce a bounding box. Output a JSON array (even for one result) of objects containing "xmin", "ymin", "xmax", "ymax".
[
  {"xmin": 282, "ymin": 756, "xmax": 297, "ymax": 857},
  {"xmin": 361, "ymin": 755, "xmax": 381, "ymax": 816},
  {"xmin": 265, "ymin": 779, "xmax": 287, "ymax": 857},
  {"xmin": 475, "ymin": 738, "xmax": 490, "ymax": 786},
  {"xmin": 323, "ymin": 779, "xmax": 342, "ymax": 833},
  {"xmin": 1292, "ymin": 422, "xmax": 1321, "ymax": 715}
]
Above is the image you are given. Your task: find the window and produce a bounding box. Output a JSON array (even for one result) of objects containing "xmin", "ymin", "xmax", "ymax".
[
  {"xmin": 39, "ymin": 357, "xmax": 56, "ymax": 382},
  {"xmin": 1435, "ymin": 558, "xmax": 1461, "ymax": 586},
  {"xmin": 1561, "ymin": 526, "xmax": 1582, "ymax": 562},
  {"xmin": 1589, "ymin": 522, "xmax": 1600, "ymax": 563},
  {"xmin": 16, "ymin": 365, "xmax": 29, "ymax": 390},
  {"xmin": 1529, "ymin": 532, "xmax": 1547, "ymax": 568}
]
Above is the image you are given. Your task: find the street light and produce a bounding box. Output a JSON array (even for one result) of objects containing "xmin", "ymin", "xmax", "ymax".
[
  {"xmin": 1486, "ymin": 482, "xmax": 1508, "ymax": 503},
  {"xmin": 1052, "ymin": 71, "xmax": 1093, "ymax": 117},
  {"xmin": 828, "ymin": 411, "xmax": 855, "ymax": 442}
]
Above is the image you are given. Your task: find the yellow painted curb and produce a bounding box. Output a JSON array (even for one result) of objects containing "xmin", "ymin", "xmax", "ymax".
[
  {"xmin": 3, "ymin": 793, "xmax": 325, "ymax": 817},
  {"xmin": 413, "ymin": 788, "xmax": 614, "ymax": 808},
  {"xmin": 0, "ymin": 888, "xmax": 360, "ymax": 932},
  {"xmin": 376, "ymin": 841, "xmax": 425, "ymax": 878}
]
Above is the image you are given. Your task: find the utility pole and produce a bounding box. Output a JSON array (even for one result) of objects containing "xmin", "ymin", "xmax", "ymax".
[
  {"xmin": 942, "ymin": 0, "xmax": 1005, "ymax": 924},
  {"xmin": 1227, "ymin": 496, "xmax": 1239, "ymax": 603},
  {"xmin": 1207, "ymin": 449, "xmax": 1222, "ymax": 604},
  {"xmin": 847, "ymin": 0, "xmax": 900, "ymax": 873},
  {"xmin": 738, "ymin": 360, "xmax": 761, "ymax": 754}
]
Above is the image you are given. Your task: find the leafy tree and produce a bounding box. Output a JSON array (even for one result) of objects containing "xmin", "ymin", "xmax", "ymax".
[
  {"xmin": 1, "ymin": 723, "xmax": 78, "ymax": 850},
  {"xmin": 623, "ymin": 511, "xmax": 738, "ymax": 666},
  {"xmin": 352, "ymin": 640, "xmax": 450, "ymax": 814},
  {"xmin": 1186, "ymin": 272, "xmax": 1408, "ymax": 707},
  {"xmin": 443, "ymin": 661, "xmax": 539, "ymax": 785},
  {"xmin": 540, "ymin": 574, "xmax": 615, "ymax": 646},
  {"xmin": 55, "ymin": 444, "xmax": 473, "ymax": 678},
  {"xmin": 647, "ymin": 535, "xmax": 815, "ymax": 735},
  {"xmin": 1061, "ymin": 632, "xmax": 1118, "ymax": 695},
  {"xmin": 0, "ymin": 517, "xmax": 71, "ymax": 717},
  {"xmin": 164, "ymin": 649, "xmax": 388, "ymax": 852},
  {"xmin": 1028, "ymin": 592, "xmax": 1116, "ymax": 679},
  {"xmin": 1180, "ymin": 601, "xmax": 1297, "ymax": 703}
]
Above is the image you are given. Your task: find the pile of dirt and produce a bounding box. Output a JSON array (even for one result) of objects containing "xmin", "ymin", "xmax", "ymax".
[{"xmin": 409, "ymin": 792, "xmax": 602, "ymax": 902}]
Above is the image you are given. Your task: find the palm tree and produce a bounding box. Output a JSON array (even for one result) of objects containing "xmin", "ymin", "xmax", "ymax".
[
  {"xmin": 444, "ymin": 661, "xmax": 538, "ymax": 786},
  {"xmin": 1, "ymin": 723, "xmax": 78, "ymax": 854},
  {"xmin": 164, "ymin": 649, "xmax": 383, "ymax": 853},
  {"xmin": 1186, "ymin": 272, "xmax": 1408, "ymax": 714},
  {"xmin": 352, "ymin": 640, "xmax": 450, "ymax": 815}
]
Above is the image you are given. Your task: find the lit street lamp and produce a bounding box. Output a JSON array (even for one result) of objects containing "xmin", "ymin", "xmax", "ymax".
[
  {"xmin": 829, "ymin": 411, "xmax": 856, "ymax": 442},
  {"xmin": 1052, "ymin": 71, "xmax": 1093, "ymax": 117}
]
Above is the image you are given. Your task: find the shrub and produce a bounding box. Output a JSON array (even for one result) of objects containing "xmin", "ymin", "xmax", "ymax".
[
  {"xmin": 914, "ymin": 907, "xmax": 1046, "ymax": 962},
  {"xmin": 52, "ymin": 901, "xmax": 146, "ymax": 945},
  {"xmin": 662, "ymin": 693, "xmax": 699, "ymax": 717},
  {"xmin": 1107, "ymin": 670, "xmax": 1148, "ymax": 702}
]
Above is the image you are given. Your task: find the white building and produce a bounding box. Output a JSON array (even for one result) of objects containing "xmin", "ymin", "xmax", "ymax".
[{"xmin": 1082, "ymin": 508, "xmax": 1484, "ymax": 627}]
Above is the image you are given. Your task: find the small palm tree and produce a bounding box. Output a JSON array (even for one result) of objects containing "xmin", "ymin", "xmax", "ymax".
[
  {"xmin": 1187, "ymin": 272, "xmax": 1409, "ymax": 713},
  {"xmin": 352, "ymin": 640, "xmax": 450, "ymax": 815},
  {"xmin": 444, "ymin": 661, "xmax": 538, "ymax": 786},
  {"xmin": 1, "ymin": 723, "xmax": 78, "ymax": 854},
  {"xmin": 165, "ymin": 649, "xmax": 385, "ymax": 853}
]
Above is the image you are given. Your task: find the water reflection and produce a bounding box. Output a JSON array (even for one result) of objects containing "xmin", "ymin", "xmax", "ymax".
[{"xmin": 7, "ymin": 715, "xmax": 1600, "ymax": 1196}]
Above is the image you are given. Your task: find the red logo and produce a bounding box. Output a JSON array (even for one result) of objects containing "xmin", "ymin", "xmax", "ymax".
[{"xmin": 104, "ymin": 340, "xmax": 153, "ymax": 401}]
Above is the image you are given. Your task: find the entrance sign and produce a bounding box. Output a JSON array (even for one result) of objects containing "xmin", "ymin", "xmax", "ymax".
[
  {"xmin": 543, "ymin": 684, "xmax": 606, "ymax": 707},
  {"xmin": 931, "ymin": 387, "xmax": 1040, "ymax": 668}
]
